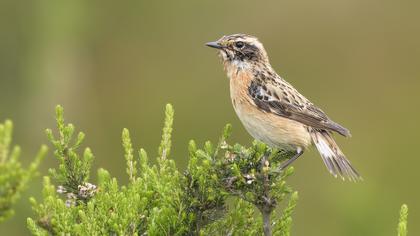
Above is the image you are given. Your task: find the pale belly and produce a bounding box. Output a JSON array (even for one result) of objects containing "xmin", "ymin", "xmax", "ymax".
[
  {"xmin": 232, "ymin": 99, "xmax": 312, "ymax": 152},
  {"xmin": 227, "ymin": 68, "xmax": 312, "ymax": 152}
]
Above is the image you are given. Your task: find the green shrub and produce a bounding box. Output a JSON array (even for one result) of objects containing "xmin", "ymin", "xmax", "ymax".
[
  {"xmin": 0, "ymin": 120, "xmax": 47, "ymax": 223},
  {"xmin": 25, "ymin": 104, "xmax": 409, "ymax": 236},
  {"xmin": 27, "ymin": 105, "xmax": 297, "ymax": 235}
]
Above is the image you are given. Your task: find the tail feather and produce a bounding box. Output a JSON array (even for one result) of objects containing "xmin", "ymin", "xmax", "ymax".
[{"xmin": 311, "ymin": 130, "xmax": 361, "ymax": 181}]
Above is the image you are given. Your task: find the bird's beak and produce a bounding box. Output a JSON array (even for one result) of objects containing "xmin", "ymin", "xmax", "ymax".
[{"xmin": 205, "ymin": 41, "xmax": 223, "ymax": 49}]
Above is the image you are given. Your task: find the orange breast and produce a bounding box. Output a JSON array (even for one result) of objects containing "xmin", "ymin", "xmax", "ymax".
[{"xmin": 229, "ymin": 70, "xmax": 312, "ymax": 151}]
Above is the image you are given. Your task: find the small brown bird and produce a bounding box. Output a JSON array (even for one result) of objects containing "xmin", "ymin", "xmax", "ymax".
[{"xmin": 206, "ymin": 33, "xmax": 361, "ymax": 181}]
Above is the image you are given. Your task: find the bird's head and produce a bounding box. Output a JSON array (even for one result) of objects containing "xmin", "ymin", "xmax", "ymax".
[{"xmin": 206, "ymin": 34, "xmax": 269, "ymax": 68}]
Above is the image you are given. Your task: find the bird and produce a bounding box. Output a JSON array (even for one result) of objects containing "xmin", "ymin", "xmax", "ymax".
[{"xmin": 206, "ymin": 33, "xmax": 361, "ymax": 181}]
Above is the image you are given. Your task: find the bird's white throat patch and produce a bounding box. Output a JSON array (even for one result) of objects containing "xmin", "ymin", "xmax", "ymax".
[{"xmin": 223, "ymin": 59, "xmax": 252, "ymax": 79}]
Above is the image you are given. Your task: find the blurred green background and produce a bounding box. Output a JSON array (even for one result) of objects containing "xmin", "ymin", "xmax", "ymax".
[{"xmin": 1, "ymin": 0, "xmax": 419, "ymax": 235}]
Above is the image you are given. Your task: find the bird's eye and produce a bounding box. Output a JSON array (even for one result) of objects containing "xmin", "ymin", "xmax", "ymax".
[{"xmin": 235, "ymin": 41, "xmax": 245, "ymax": 49}]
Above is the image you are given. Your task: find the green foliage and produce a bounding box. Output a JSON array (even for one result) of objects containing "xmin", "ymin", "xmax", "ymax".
[
  {"xmin": 27, "ymin": 104, "xmax": 298, "ymax": 235},
  {"xmin": 0, "ymin": 120, "xmax": 47, "ymax": 223},
  {"xmin": 45, "ymin": 105, "xmax": 94, "ymax": 204},
  {"xmin": 397, "ymin": 204, "xmax": 408, "ymax": 236},
  {"xmin": 28, "ymin": 105, "xmax": 184, "ymax": 235},
  {"xmin": 189, "ymin": 125, "xmax": 297, "ymax": 235},
  {"xmin": 203, "ymin": 198, "xmax": 262, "ymax": 235},
  {"xmin": 273, "ymin": 191, "xmax": 298, "ymax": 236},
  {"xmin": 13, "ymin": 104, "xmax": 411, "ymax": 235},
  {"xmin": 122, "ymin": 128, "xmax": 136, "ymax": 182}
]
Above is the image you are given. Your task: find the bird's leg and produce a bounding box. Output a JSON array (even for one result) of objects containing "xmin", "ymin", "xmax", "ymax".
[{"xmin": 278, "ymin": 148, "xmax": 303, "ymax": 171}]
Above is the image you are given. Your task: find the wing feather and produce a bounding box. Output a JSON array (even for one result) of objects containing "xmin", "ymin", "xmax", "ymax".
[{"xmin": 248, "ymin": 79, "xmax": 351, "ymax": 137}]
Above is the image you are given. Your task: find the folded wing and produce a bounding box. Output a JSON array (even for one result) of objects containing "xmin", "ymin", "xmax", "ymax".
[{"xmin": 248, "ymin": 79, "xmax": 351, "ymax": 137}]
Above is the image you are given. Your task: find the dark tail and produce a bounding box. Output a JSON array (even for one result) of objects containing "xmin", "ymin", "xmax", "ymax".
[
  {"xmin": 328, "ymin": 120, "xmax": 352, "ymax": 137},
  {"xmin": 311, "ymin": 130, "xmax": 361, "ymax": 181}
]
